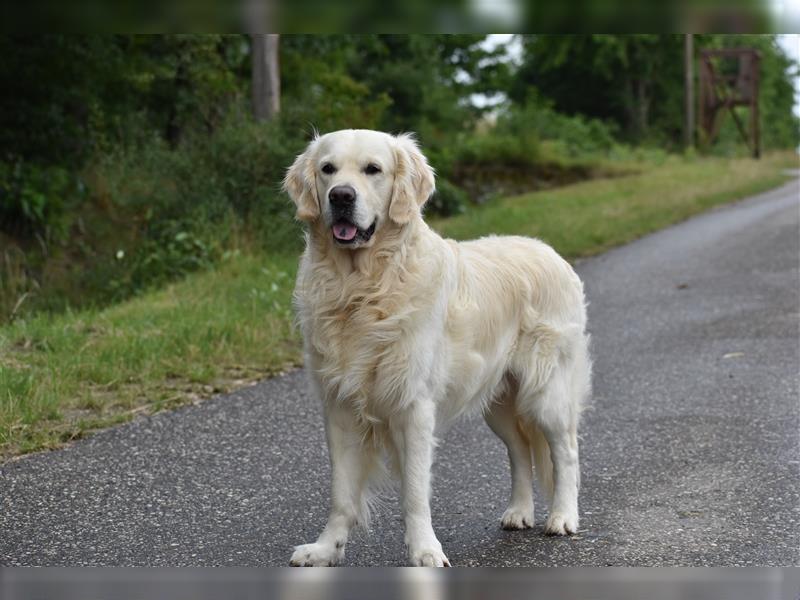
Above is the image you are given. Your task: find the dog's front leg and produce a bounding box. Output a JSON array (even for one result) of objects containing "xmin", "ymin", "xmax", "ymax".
[
  {"xmin": 392, "ymin": 400, "xmax": 450, "ymax": 567},
  {"xmin": 290, "ymin": 403, "xmax": 372, "ymax": 566}
]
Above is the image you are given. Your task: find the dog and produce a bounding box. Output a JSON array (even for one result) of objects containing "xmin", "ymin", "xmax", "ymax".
[{"xmin": 284, "ymin": 129, "xmax": 591, "ymax": 567}]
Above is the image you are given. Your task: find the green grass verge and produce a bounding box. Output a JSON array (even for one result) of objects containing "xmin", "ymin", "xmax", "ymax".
[
  {"xmin": 433, "ymin": 152, "xmax": 797, "ymax": 254},
  {"xmin": 1, "ymin": 253, "xmax": 301, "ymax": 458},
  {"xmin": 1, "ymin": 152, "xmax": 796, "ymax": 460}
]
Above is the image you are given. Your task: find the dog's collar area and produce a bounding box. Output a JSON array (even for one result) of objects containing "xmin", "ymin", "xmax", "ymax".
[{"xmin": 332, "ymin": 219, "xmax": 376, "ymax": 246}]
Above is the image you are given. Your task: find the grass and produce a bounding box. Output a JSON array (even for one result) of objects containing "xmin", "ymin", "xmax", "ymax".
[
  {"xmin": 433, "ymin": 152, "xmax": 797, "ymax": 255},
  {"xmin": 1, "ymin": 253, "xmax": 301, "ymax": 458},
  {"xmin": 1, "ymin": 152, "xmax": 796, "ymax": 460}
]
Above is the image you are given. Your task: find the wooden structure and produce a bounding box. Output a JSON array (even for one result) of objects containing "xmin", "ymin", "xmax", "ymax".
[{"xmin": 698, "ymin": 48, "xmax": 761, "ymax": 158}]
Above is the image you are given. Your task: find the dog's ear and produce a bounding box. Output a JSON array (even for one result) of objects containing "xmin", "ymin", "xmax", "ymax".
[
  {"xmin": 389, "ymin": 133, "xmax": 435, "ymax": 225},
  {"xmin": 283, "ymin": 139, "xmax": 321, "ymax": 222}
]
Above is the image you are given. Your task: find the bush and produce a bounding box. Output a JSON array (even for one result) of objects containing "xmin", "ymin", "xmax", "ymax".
[
  {"xmin": 435, "ymin": 99, "xmax": 623, "ymax": 205},
  {"xmin": 497, "ymin": 101, "xmax": 618, "ymax": 160},
  {"xmin": 0, "ymin": 159, "xmax": 83, "ymax": 241},
  {"xmin": 426, "ymin": 178, "xmax": 468, "ymax": 217},
  {"xmin": 454, "ymin": 131, "xmax": 541, "ymax": 168},
  {"xmin": 106, "ymin": 224, "xmax": 217, "ymax": 301},
  {"xmin": 444, "ymin": 99, "xmax": 619, "ymax": 179},
  {"xmin": 80, "ymin": 111, "xmax": 308, "ymax": 305},
  {"xmin": 192, "ymin": 115, "xmax": 297, "ymax": 220},
  {"xmin": 101, "ymin": 113, "xmax": 301, "ymax": 222}
]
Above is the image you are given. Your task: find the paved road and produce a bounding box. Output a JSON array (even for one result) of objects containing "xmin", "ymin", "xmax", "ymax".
[{"xmin": 1, "ymin": 179, "xmax": 798, "ymax": 567}]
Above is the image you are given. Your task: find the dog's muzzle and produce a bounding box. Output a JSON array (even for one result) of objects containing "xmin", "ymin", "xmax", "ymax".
[{"xmin": 328, "ymin": 185, "xmax": 375, "ymax": 245}]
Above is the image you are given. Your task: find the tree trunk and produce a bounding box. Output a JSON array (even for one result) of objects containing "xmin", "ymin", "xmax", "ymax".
[
  {"xmin": 251, "ymin": 34, "xmax": 280, "ymax": 121},
  {"xmin": 684, "ymin": 34, "xmax": 694, "ymax": 149},
  {"xmin": 166, "ymin": 59, "xmax": 188, "ymax": 147},
  {"xmin": 636, "ymin": 78, "xmax": 650, "ymax": 138}
]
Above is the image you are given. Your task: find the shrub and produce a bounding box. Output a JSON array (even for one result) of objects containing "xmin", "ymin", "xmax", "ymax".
[
  {"xmin": 100, "ymin": 113, "xmax": 302, "ymax": 223},
  {"xmin": 426, "ymin": 178, "xmax": 468, "ymax": 217},
  {"xmin": 0, "ymin": 159, "xmax": 83, "ymax": 241},
  {"xmin": 193, "ymin": 116, "xmax": 296, "ymax": 220},
  {"xmin": 454, "ymin": 131, "xmax": 541, "ymax": 168},
  {"xmin": 497, "ymin": 101, "xmax": 618, "ymax": 160},
  {"xmin": 106, "ymin": 224, "xmax": 217, "ymax": 301},
  {"xmin": 445, "ymin": 99, "xmax": 619, "ymax": 177},
  {"xmin": 82, "ymin": 111, "xmax": 308, "ymax": 304}
]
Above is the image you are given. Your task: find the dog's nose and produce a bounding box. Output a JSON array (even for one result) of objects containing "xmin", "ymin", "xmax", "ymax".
[{"xmin": 329, "ymin": 185, "xmax": 356, "ymax": 206}]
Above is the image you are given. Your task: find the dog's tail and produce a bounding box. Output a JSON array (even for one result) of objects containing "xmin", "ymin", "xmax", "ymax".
[{"xmin": 529, "ymin": 423, "xmax": 554, "ymax": 501}]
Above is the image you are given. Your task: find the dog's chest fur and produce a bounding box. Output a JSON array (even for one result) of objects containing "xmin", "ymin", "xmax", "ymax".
[{"xmin": 295, "ymin": 234, "xmax": 442, "ymax": 422}]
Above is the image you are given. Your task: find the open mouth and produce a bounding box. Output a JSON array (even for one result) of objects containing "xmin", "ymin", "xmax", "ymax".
[{"xmin": 331, "ymin": 219, "xmax": 376, "ymax": 245}]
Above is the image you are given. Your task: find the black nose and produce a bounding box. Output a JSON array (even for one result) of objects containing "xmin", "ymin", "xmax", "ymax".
[{"xmin": 329, "ymin": 185, "xmax": 356, "ymax": 206}]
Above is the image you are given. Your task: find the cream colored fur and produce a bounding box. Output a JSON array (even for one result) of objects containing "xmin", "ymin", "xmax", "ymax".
[{"xmin": 284, "ymin": 129, "xmax": 591, "ymax": 567}]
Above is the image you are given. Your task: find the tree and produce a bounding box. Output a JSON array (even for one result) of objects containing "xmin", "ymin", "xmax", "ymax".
[
  {"xmin": 511, "ymin": 35, "xmax": 685, "ymax": 144},
  {"xmin": 0, "ymin": 35, "xmax": 127, "ymax": 168},
  {"xmin": 341, "ymin": 35, "xmax": 497, "ymax": 138},
  {"xmin": 251, "ymin": 34, "xmax": 280, "ymax": 121},
  {"xmin": 510, "ymin": 34, "xmax": 799, "ymax": 150}
]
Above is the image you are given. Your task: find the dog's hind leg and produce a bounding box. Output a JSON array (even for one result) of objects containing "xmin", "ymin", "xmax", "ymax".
[
  {"xmin": 290, "ymin": 402, "xmax": 378, "ymax": 566},
  {"xmin": 520, "ymin": 353, "xmax": 587, "ymax": 536},
  {"xmin": 537, "ymin": 417, "xmax": 579, "ymax": 535},
  {"xmin": 484, "ymin": 378, "xmax": 535, "ymax": 530},
  {"xmin": 513, "ymin": 321, "xmax": 590, "ymax": 536}
]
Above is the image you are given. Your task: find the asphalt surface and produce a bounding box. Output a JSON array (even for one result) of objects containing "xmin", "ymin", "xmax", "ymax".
[{"xmin": 1, "ymin": 178, "xmax": 798, "ymax": 567}]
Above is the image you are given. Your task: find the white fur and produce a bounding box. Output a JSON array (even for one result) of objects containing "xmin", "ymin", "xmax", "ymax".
[{"xmin": 284, "ymin": 129, "xmax": 591, "ymax": 567}]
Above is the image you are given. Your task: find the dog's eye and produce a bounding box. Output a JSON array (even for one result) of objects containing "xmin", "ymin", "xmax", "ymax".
[
  {"xmin": 321, "ymin": 163, "xmax": 336, "ymax": 175},
  {"xmin": 364, "ymin": 163, "xmax": 382, "ymax": 175}
]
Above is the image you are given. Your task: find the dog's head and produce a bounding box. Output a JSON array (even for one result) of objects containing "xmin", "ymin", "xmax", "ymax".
[{"xmin": 283, "ymin": 129, "xmax": 435, "ymax": 248}]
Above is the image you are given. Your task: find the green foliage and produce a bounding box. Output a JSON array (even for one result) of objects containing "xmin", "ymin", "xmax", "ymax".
[
  {"xmin": 87, "ymin": 111, "xmax": 307, "ymax": 303},
  {"xmin": 0, "ymin": 36, "xmax": 124, "ymax": 169},
  {"xmin": 0, "ymin": 159, "xmax": 82, "ymax": 241},
  {"xmin": 280, "ymin": 36, "xmax": 392, "ymax": 133},
  {"xmin": 359, "ymin": 36, "xmax": 464, "ymax": 133},
  {"xmin": 512, "ymin": 34, "xmax": 800, "ymax": 150},
  {"xmin": 512, "ymin": 35, "xmax": 686, "ymax": 145},
  {"xmin": 454, "ymin": 130, "xmax": 540, "ymax": 167},
  {"xmin": 433, "ymin": 98, "xmax": 622, "ymax": 206},
  {"xmin": 427, "ymin": 178, "xmax": 468, "ymax": 216},
  {"xmin": 507, "ymin": 101, "xmax": 618, "ymax": 157},
  {"xmin": 0, "ymin": 34, "xmax": 797, "ymax": 322},
  {"xmin": 434, "ymin": 94, "xmax": 619, "ymax": 185},
  {"xmin": 127, "ymin": 35, "xmax": 246, "ymax": 146},
  {"xmin": 107, "ymin": 225, "xmax": 217, "ymax": 302}
]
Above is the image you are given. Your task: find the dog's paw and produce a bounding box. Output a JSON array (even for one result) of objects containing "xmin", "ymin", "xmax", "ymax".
[
  {"xmin": 544, "ymin": 512, "xmax": 578, "ymax": 536},
  {"xmin": 408, "ymin": 545, "xmax": 451, "ymax": 567},
  {"xmin": 289, "ymin": 542, "xmax": 344, "ymax": 567},
  {"xmin": 501, "ymin": 506, "xmax": 534, "ymax": 530}
]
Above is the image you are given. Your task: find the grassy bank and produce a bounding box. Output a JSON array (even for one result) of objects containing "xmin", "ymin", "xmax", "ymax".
[
  {"xmin": 434, "ymin": 152, "xmax": 796, "ymax": 254},
  {"xmin": 1, "ymin": 254, "xmax": 301, "ymax": 458},
  {"xmin": 1, "ymin": 152, "xmax": 796, "ymax": 460}
]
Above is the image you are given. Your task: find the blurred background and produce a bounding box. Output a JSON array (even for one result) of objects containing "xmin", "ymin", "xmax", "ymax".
[
  {"xmin": 1, "ymin": 34, "xmax": 797, "ymax": 320},
  {"xmin": 0, "ymin": 34, "xmax": 798, "ymax": 458}
]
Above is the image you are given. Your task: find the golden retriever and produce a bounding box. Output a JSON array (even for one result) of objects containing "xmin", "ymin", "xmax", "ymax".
[{"xmin": 284, "ymin": 129, "xmax": 591, "ymax": 567}]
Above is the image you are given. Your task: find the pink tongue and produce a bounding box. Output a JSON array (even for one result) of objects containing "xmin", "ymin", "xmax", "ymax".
[{"xmin": 333, "ymin": 222, "xmax": 357, "ymax": 241}]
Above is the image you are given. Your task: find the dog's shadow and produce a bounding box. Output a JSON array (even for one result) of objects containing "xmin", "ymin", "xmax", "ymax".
[{"xmin": 441, "ymin": 520, "xmax": 603, "ymax": 567}]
